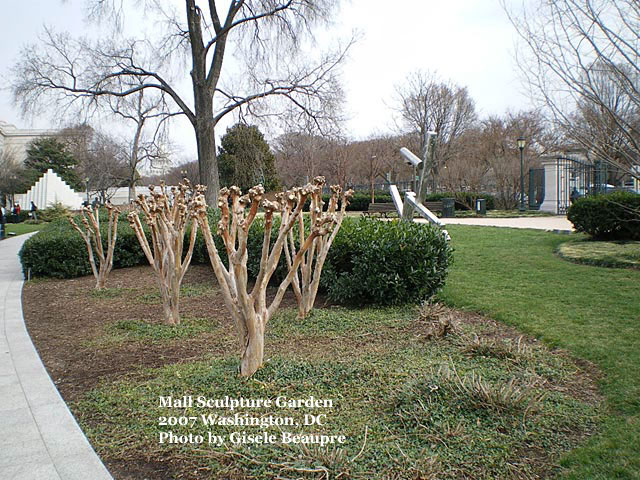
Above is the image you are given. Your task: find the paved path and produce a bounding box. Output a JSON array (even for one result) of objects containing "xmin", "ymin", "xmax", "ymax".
[
  {"xmin": 0, "ymin": 234, "xmax": 113, "ymax": 480},
  {"xmin": 422, "ymin": 215, "xmax": 574, "ymax": 232}
]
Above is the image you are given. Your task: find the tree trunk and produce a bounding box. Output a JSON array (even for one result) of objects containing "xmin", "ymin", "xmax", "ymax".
[
  {"xmin": 96, "ymin": 272, "xmax": 106, "ymax": 290},
  {"xmin": 240, "ymin": 320, "xmax": 265, "ymax": 377},
  {"xmin": 128, "ymin": 182, "xmax": 136, "ymax": 204},
  {"xmin": 194, "ymin": 89, "xmax": 220, "ymax": 205},
  {"xmin": 160, "ymin": 282, "xmax": 180, "ymax": 325}
]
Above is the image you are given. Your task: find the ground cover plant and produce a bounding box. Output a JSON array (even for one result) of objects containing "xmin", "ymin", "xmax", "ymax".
[
  {"xmin": 557, "ymin": 239, "xmax": 640, "ymax": 269},
  {"xmin": 22, "ymin": 264, "xmax": 600, "ymax": 480},
  {"xmin": 441, "ymin": 225, "xmax": 640, "ymax": 479}
]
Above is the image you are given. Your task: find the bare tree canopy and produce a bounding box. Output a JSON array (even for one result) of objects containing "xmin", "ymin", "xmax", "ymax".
[
  {"xmin": 11, "ymin": 0, "xmax": 351, "ymax": 203},
  {"xmin": 505, "ymin": 0, "xmax": 640, "ymax": 178},
  {"xmin": 394, "ymin": 70, "xmax": 477, "ymax": 191}
]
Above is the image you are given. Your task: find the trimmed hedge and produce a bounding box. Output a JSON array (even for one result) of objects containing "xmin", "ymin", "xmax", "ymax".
[
  {"xmin": 568, "ymin": 192, "xmax": 640, "ymax": 240},
  {"xmin": 6, "ymin": 212, "xmax": 30, "ymax": 223},
  {"xmin": 20, "ymin": 214, "xmax": 452, "ymax": 306},
  {"xmin": 321, "ymin": 218, "xmax": 453, "ymax": 305}
]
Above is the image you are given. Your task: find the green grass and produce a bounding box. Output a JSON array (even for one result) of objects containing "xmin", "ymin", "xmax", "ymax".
[
  {"xmin": 82, "ymin": 317, "xmax": 214, "ymax": 348},
  {"xmin": 441, "ymin": 225, "xmax": 640, "ymax": 479},
  {"xmin": 557, "ymin": 239, "xmax": 640, "ymax": 269},
  {"xmin": 4, "ymin": 222, "xmax": 46, "ymax": 236}
]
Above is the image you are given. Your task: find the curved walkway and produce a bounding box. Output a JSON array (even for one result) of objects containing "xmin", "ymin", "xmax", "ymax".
[
  {"xmin": 420, "ymin": 215, "xmax": 574, "ymax": 232},
  {"xmin": 0, "ymin": 234, "xmax": 113, "ymax": 480}
]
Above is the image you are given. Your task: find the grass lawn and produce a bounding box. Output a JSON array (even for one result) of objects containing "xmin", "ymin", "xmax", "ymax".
[
  {"xmin": 4, "ymin": 222, "xmax": 46, "ymax": 236},
  {"xmin": 441, "ymin": 225, "xmax": 640, "ymax": 479}
]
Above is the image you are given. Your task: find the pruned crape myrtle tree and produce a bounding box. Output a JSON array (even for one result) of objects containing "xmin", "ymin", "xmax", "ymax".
[
  {"xmin": 68, "ymin": 203, "xmax": 119, "ymax": 290},
  {"xmin": 285, "ymin": 177, "xmax": 352, "ymax": 319},
  {"xmin": 193, "ymin": 180, "xmax": 344, "ymax": 376},
  {"xmin": 127, "ymin": 182, "xmax": 199, "ymax": 326}
]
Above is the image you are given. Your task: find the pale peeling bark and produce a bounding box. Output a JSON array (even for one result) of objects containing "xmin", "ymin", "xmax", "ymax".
[
  {"xmin": 194, "ymin": 181, "xmax": 338, "ymax": 377},
  {"xmin": 68, "ymin": 203, "xmax": 120, "ymax": 290},
  {"xmin": 283, "ymin": 177, "xmax": 353, "ymax": 318},
  {"xmin": 127, "ymin": 181, "xmax": 200, "ymax": 325}
]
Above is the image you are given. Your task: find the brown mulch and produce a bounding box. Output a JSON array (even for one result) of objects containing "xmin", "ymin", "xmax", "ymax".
[
  {"xmin": 23, "ymin": 265, "xmax": 232, "ymax": 404},
  {"xmin": 22, "ymin": 267, "xmax": 602, "ymax": 480}
]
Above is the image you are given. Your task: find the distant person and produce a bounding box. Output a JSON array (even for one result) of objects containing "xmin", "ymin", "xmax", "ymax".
[
  {"xmin": 30, "ymin": 201, "xmax": 38, "ymax": 221},
  {"xmin": 15, "ymin": 203, "xmax": 21, "ymax": 215},
  {"xmin": 92, "ymin": 197, "xmax": 99, "ymax": 210},
  {"xmin": 1, "ymin": 205, "xmax": 6, "ymax": 239},
  {"xmin": 570, "ymin": 187, "xmax": 581, "ymax": 204}
]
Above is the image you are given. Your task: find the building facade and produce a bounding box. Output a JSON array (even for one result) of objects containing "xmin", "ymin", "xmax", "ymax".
[{"xmin": 0, "ymin": 120, "xmax": 58, "ymax": 164}]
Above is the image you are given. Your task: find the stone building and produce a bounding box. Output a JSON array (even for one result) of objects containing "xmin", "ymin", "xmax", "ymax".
[{"xmin": 0, "ymin": 120, "xmax": 58, "ymax": 163}]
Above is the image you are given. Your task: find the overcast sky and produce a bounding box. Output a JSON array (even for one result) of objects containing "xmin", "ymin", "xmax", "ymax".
[{"xmin": 0, "ymin": 0, "xmax": 532, "ymax": 159}]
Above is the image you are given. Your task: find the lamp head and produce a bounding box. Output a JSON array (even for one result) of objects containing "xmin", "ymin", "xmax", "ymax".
[
  {"xmin": 399, "ymin": 147, "xmax": 422, "ymax": 168},
  {"xmin": 517, "ymin": 137, "xmax": 526, "ymax": 150}
]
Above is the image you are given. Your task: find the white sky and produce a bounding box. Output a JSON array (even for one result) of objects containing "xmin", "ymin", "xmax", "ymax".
[{"xmin": 0, "ymin": 0, "xmax": 532, "ymax": 160}]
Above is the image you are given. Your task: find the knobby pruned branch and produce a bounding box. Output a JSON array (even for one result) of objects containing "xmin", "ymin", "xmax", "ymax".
[
  {"xmin": 193, "ymin": 179, "xmax": 338, "ymax": 376},
  {"xmin": 127, "ymin": 180, "xmax": 201, "ymax": 325},
  {"xmin": 284, "ymin": 176, "xmax": 352, "ymax": 318},
  {"xmin": 68, "ymin": 203, "xmax": 120, "ymax": 290}
]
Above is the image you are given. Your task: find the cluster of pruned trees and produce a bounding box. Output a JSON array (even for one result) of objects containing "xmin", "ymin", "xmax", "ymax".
[{"xmin": 77, "ymin": 176, "xmax": 351, "ymax": 377}]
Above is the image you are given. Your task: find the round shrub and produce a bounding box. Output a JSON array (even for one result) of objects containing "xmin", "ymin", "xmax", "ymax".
[
  {"xmin": 568, "ymin": 192, "xmax": 640, "ymax": 240},
  {"xmin": 321, "ymin": 217, "xmax": 453, "ymax": 306}
]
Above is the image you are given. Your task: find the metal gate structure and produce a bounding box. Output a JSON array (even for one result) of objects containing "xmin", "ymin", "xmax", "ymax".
[
  {"xmin": 555, "ymin": 156, "xmax": 609, "ymax": 214},
  {"xmin": 528, "ymin": 167, "xmax": 545, "ymax": 210}
]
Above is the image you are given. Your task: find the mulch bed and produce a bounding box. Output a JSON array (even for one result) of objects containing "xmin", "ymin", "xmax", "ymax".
[{"xmin": 22, "ymin": 265, "xmax": 602, "ymax": 480}]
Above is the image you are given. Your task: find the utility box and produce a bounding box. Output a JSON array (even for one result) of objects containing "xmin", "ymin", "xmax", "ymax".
[
  {"xmin": 475, "ymin": 198, "xmax": 486, "ymax": 215},
  {"xmin": 442, "ymin": 198, "xmax": 455, "ymax": 218}
]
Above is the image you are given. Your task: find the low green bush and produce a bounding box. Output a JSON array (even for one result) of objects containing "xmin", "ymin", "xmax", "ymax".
[
  {"xmin": 6, "ymin": 212, "xmax": 30, "ymax": 223},
  {"xmin": 38, "ymin": 202, "xmax": 72, "ymax": 222},
  {"xmin": 321, "ymin": 217, "xmax": 453, "ymax": 305},
  {"xmin": 568, "ymin": 192, "xmax": 640, "ymax": 240},
  {"xmin": 20, "ymin": 213, "xmax": 453, "ymax": 306}
]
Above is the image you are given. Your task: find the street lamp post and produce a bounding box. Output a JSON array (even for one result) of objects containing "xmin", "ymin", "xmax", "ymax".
[
  {"xmin": 85, "ymin": 177, "xmax": 90, "ymax": 206},
  {"xmin": 517, "ymin": 137, "xmax": 526, "ymax": 212}
]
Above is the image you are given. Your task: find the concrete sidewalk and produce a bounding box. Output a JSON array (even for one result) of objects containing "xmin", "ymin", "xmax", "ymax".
[
  {"xmin": 423, "ymin": 215, "xmax": 574, "ymax": 232},
  {"xmin": 0, "ymin": 234, "xmax": 113, "ymax": 480}
]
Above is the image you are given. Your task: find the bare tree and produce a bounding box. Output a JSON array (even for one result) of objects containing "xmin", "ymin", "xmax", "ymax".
[
  {"xmin": 478, "ymin": 112, "xmax": 548, "ymax": 209},
  {"xmin": 0, "ymin": 149, "xmax": 30, "ymax": 207},
  {"xmin": 439, "ymin": 127, "xmax": 491, "ymax": 209},
  {"xmin": 128, "ymin": 182, "xmax": 199, "ymax": 325},
  {"xmin": 194, "ymin": 181, "xmax": 337, "ymax": 376},
  {"xmin": 12, "ymin": 1, "xmax": 351, "ymax": 204},
  {"xmin": 394, "ymin": 70, "xmax": 477, "ymax": 192},
  {"xmin": 285, "ymin": 178, "xmax": 352, "ymax": 319},
  {"xmin": 505, "ymin": 0, "xmax": 640, "ymax": 178},
  {"xmin": 106, "ymin": 88, "xmax": 174, "ymax": 202},
  {"xmin": 68, "ymin": 204, "xmax": 119, "ymax": 289}
]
